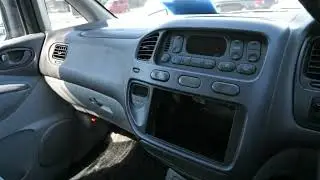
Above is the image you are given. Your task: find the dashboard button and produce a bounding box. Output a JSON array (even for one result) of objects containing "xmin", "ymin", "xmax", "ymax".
[
  {"xmin": 218, "ymin": 62, "xmax": 236, "ymax": 72},
  {"xmin": 237, "ymin": 64, "xmax": 256, "ymax": 75},
  {"xmin": 178, "ymin": 76, "xmax": 201, "ymax": 88},
  {"xmin": 172, "ymin": 36, "xmax": 184, "ymax": 53},
  {"xmin": 231, "ymin": 52, "xmax": 242, "ymax": 60},
  {"xmin": 150, "ymin": 70, "xmax": 170, "ymax": 82},
  {"xmin": 160, "ymin": 54, "xmax": 171, "ymax": 62},
  {"xmin": 248, "ymin": 41, "xmax": 261, "ymax": 50},
  {"xmin": 247, "ymin": 50, "xmax": 260, "ymax": 62},
  {"xmin": 171, "ymin": 56, "xmax": 182, "ymax": 64},
  {"xmin": 133, "ymin": 67, "xmax": 140, "ymax": 73},
  {"xmin": 230, "ymin": 40, "xmax": 243, "ymax": 60},
  {"xmin": 203, "ymin": 59, "xmax": 216, "ymax": 69},
  {"xmin": 190, "ymin": 58, "xmax": 204, "ymax": 68},
  {"xmin": 181, "ymin": 56, "xmax": 191, "ymax": 66},
  {"xmin": 212, "ymin": 82, "xmax": 239, "ymax": 96}
]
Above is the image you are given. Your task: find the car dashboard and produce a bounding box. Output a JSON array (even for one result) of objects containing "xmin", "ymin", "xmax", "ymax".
[{"xmin": 39, "ymin": 11, "xmax": 320, "ymax": 179}]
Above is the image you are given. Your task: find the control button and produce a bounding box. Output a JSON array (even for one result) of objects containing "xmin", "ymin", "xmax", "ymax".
[
  {"xmin": 247, "ymin": 50, "xmax": 260, "ymax": 62},
  {"xmin": 190, "ymin": 58, "xmax": 204, "ymax": 68},
  {"xmin": 180, "ymin": 56, "xmax": 191, "ymax": 66},
  {"xmin": 218, "ymin": 62, "xmax": 236, "ymax": 72},
  {"xmin": 150, "ymin": 70, "xmax": 170, "ymax": 82},
  {"xmin": 160, "ymin": 54, "xmax": 171, "ymax": 62},
  {"xmin": 171, "ymin": 56, "xmax": 182, "ymax": 64},
  {"xmin": 230, "ymin": 40, "xmax": 244, "ymax": 60},
  {"xmin": 237, "ymin": 64, "xmax": 256, "ymax": 75},
  {"xmin": 172, "ymin": 36, "xmax": 184, "ymax": 53},
  {"xmin": 231, "ymin": 40, "xmax": 243, "ymax": 50},
  {"xmin": 178, "ymin": 76, "xmax": 201, "ymax": 88},
  {"xmin": 203, "ymin": 59, "xmax": 216, "ymax": 69},
  {"xmin": 248, "ymin": 41, "xmax": 261, "ymax": 50},
  {"xmin": 133, "ymin": 67, "xmax": 140, "ymax": 73},
  {"xmin": 231, "ymin": 52, "xmax": 242, "ymax": 60},
  {"xmin": 212, "ymin": 82, "xmax": 240, "ymax": 96}
]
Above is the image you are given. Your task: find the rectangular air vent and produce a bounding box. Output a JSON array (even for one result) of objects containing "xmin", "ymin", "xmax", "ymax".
[
  {"xmin": 137, "ymin": 33, "xmax": 159, "ymax": 60},
  {"xmin": 52, "ymin": 44, "xmax": 68, "ymax": 60},
  {"xmin": 163, "ymin": 37, "xmax": 171, "ymax": 52}
]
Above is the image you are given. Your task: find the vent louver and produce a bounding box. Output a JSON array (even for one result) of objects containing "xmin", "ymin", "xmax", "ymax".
[
  {"xmin": 164, "ymin": 37, "xmax": 171, "ymax": 52},
  {"xmin": 52, "ymin": 44, "xmax": 68, "ymax": 60},
  {"xmin": 137, "ymin": 33, "xmax": 159, "ymax": 60}
]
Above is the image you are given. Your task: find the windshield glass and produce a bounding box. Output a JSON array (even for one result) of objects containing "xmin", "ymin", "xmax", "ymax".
[{"xmin": 97, "ymin": 0, "xmax": 303, "ymax": 19}]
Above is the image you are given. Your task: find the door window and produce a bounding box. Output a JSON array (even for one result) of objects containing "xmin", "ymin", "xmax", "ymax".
[
  {"xmin": 0, "ymin": 12, "xmax": 6, "ymax": 41},
  {"xmin": 44, "ymin": 0, "xmax": 88, "ymax": 30},
  {"xmin": 0, "ymin": 0, "xmax": 27, "ymax": 41}
]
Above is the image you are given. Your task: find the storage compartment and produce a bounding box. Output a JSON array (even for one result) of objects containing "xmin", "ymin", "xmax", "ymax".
[{"xmin": 147, "ymin": 88, "xmax": 243, "ymax": 163}]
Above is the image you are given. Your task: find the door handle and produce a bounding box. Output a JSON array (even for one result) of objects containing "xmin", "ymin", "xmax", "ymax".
[{"xmin": 0, "ymin": 48, "xmax": 33, "ymax": 70}]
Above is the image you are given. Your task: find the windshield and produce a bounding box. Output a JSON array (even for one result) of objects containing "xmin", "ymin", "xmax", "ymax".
[{"xmin": 97, "ymin": 0, "xmax": 303, "ymax": 19}]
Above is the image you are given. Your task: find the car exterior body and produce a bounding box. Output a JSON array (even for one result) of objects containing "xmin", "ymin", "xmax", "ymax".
[
  {"xmin": 213, "ymin": 0, "xmax": 278, "ymax": 12},
  {"xmin": 160, "ymin": 0, "xmax": 217, "ymax": 14},
  {"xmin": 105, "ymin": 0, "xmax": 129, "ymax": 14}
]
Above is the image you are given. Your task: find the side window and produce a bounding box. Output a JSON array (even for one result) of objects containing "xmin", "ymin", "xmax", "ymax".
[
  {"xmin": 45, "ymin": 0, "xmax": 88, "ymax": 30},
  {"xmin": 0, "ymin": 0, "xmax": 27, "ymax": 41},
  {"xmin": 0, "ymin": 11, "xmax": 6, "ymax": 41}
]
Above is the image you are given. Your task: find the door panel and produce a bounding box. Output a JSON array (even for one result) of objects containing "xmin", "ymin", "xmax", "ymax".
[
  {"xmin": 0, "ymin": 0, "xmax": 112, "ymax": 179},
  {"xmin": 0, "ymin": 83, "xmax": 30, "ymax": 94},
  {"xmin": 0, "ymin": 32, "xmax": 109, "ymax": 180},
  {"xmin": 0, "ymin": 33, "xmax": 78, "ymax": 180}
]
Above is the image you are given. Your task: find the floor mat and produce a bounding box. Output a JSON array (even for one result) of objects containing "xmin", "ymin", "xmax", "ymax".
[{"xmin": 70, "ymin": 133, "xmax": 167, "ymax": 180}]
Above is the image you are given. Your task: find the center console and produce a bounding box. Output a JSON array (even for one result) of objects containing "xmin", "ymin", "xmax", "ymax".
[
  {"xmin": 128, "ymin": 82, "xmax": 246, "ymax": 179},
  {"xmin": 127, "ymin": 22, "xmax": 286, "ymax": 180},
  {"xmin": 127, "ymin": 28, "xmax": 269, "ymax": 177}
]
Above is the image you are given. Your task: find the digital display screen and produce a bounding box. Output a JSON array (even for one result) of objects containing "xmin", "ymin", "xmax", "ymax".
[{"xmin": 186, "ymin": 36, "xmax": 227, "ymax": 57}]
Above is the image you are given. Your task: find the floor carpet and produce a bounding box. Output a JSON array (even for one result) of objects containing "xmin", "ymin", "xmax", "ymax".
[{"xmin": 70, "ymin": 133, "xmax": 167, "ymax": 180}]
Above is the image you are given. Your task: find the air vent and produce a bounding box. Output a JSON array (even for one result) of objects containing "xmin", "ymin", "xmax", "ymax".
[
  {"xmin": 52, "ymin": 44, "xmax": 68, "ymax": 60},
  {"xmin": 163, "ymin": 37, "xmax": 171, "ymax": 52},
  {"xmin": 137, "ymin": 33, "xmax": 159, "ymax": 60}
]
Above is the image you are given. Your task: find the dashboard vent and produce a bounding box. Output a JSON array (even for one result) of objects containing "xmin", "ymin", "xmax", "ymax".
[
  {"xmin": 137, "ymin": 33, "xmax": 159, "ymax": 60},
  {"xmin": 52, "ymin": 44, "xmax": 68, "ymax": 60},
  {"xmin": 163, "ymin": 37, "xmax": 171, "ymax": 52}
]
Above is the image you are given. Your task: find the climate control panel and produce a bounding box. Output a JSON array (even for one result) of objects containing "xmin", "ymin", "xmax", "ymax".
[{"xmin": 156, "ymin": 30, "xmax": 267, "ymax": 80}]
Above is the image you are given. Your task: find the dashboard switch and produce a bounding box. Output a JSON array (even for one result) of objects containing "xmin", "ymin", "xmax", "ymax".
[
  {"xmin": 231, "ymin": 53, "xmax": 242, "ymax": 60},
  {"xmin": 172, "ymin": 36, "xmax": 184, "ymax": 53},
  {"xmin": 178, "ymin": 76, "xmax": 201, "ymax": 88},
  {"xmin": 248, "ymin": 41, "xmax": 261, "ymax": 50},
  {"xmin": 237, "ymin": 64, "xmax": 256, "ymax": 75},
  {"xmin": 171, "ymin": 56, "xmax": 182, "ymax": 64},
  {"xmin": 151, "ymin": 70, "xmax": 170, "ymax": 82},
  {"xmin": 190, "ymin": 58, "xmax": 204, "ymax": 67},
  {"xmin": 247, "ymin": 50, "xmax": 260, "ymax": 62},
  {"xmin": 212, "ymin": 82, "xmax": 239, "ymax": 96},
  {"xmin": 247, "ymin": 41, "xmax": 261, "ymax": 62},
  {"xmin": 181, "ymin": 56, "xmax": 191, "ymax": 66},
  {"xmin": 133, "ymin": 67, "xmax": 140, "ymax": 73},
  {"xmin": 161, "ymin": 54, "xmax": 171, "ymax": 62},
  {"xmin": 230, "ymin": 40, "xmax": 243, "ymax": 60},
  {"xmin": 218, "ymin": 62, "xmax": 236, "ymax": 72},
  {"xmin": 203, "ymin": 59, "xmax": 216, "ymax": 69}
]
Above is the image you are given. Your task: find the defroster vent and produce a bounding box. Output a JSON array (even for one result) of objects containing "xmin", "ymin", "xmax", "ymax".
[
  {"xmin": 52, "ymin": 44, "xmax": 68, "ymax": 60},
  {"xmin": 137, "ymin": 33, "xmax": 159, "ymax": 60}
]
